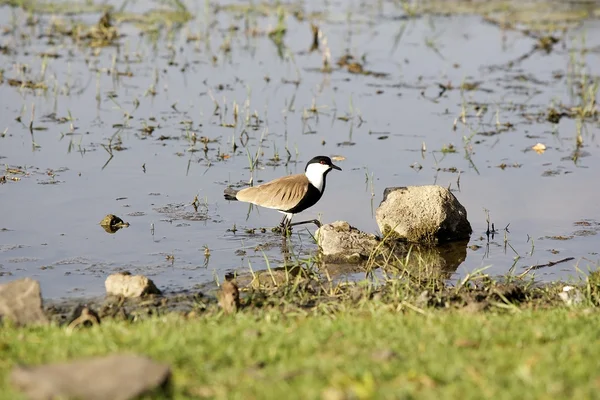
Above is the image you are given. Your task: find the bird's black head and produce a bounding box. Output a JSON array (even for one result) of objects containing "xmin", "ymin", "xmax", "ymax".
[{"xmin": 305, "ymin": 156, "xmax": 342, "ymax": 172}]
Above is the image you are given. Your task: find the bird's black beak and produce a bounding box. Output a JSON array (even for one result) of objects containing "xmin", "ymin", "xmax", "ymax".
[{"xmin": 331, "ymin": 163, "xmax": 342, "ymax": 171}]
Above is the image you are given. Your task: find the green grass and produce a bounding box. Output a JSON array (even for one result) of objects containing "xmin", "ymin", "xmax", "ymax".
[{"xmin": 1, "ymin": 306, "xmax": 599, "ymax": 399}]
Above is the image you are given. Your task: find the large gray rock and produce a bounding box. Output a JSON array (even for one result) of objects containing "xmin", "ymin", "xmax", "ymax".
[
  {"xmin": 316, "ymin": 221, "xmax": 383, "ymax": 263},
  {"xmin": 105, "ymin": 272, "xmax": 161, "ymax": 298},
  {"xmin": 0, "ymin": 278, "xmax": 48, "ymax": 326},
  {"xmin": 376, "ymin": 186, "xmax": 472, "ymax": 244},
  {"xmin": 10, "ymin": 354, "xmax": 171, "ymax": 400},
  {"xmin": 315, "ymin": 221, "xmax": 466, "ymax": 278}
]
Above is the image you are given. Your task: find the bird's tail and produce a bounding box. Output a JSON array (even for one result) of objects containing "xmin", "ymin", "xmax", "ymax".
[{"xmin": 224, "ymin": 187, "xmax": 239, "ymax": 201}]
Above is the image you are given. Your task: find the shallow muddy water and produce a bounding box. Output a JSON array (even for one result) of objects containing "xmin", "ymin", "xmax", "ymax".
[{"xmin": 1, "ymin": 1, "xmax": 599, "ymax": 298}]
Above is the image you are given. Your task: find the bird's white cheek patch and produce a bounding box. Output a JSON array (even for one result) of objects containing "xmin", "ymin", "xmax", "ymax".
[{"xmin": 305, "ymin": 164, "xmax": 330, "ymax": 192}]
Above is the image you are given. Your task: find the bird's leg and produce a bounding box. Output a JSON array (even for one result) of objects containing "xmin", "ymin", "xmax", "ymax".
[
  {"xmin": 279, "ymin": 214, "xmax": 292, "ymax": 237},
  {"xmin": 281, "ymin": 235, "xmax": 291, "ymax": 257},
  {"xmin": 279, "ymin": 215, "xmax": 288, "ymax": 229},
  {"xmin": 289, "ymin": 219, "xmax": 322, "ymax": 228}
]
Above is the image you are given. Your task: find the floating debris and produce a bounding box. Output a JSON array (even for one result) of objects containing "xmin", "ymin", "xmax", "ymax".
[
  {"xmin": 310, "ymin": 23, "xmax": 320, "ymax": 52},
  {"xmin": 546, "ymin": 108, "xmax": 567, "ymax": 123},
  {"xmin": 99, "ymin": 214, "xmax": 130, "ymax": 234},
  {"xmin": 532, "ymin": 143, "xmax": 547, "ymax": 154},
  {"xmin": 336, "ymin": 54, "xmax": 388, "ymax": 77},
  {"xmin": 7, "ymin": 79, "xmax": 47, "ymax": 90}
]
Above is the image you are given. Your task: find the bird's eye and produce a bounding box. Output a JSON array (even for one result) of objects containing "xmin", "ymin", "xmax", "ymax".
[{"xmin": 320, "ymin": 160, "xmax": 326, "ymax": 164}]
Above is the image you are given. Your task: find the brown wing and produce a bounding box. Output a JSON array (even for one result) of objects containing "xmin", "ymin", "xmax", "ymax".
[{"xmin": 236, "ymin": 174, "xmax": 308, "ymax": 211}]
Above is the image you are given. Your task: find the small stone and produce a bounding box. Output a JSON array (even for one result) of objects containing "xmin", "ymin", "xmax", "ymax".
[
  {"xmin": 105, "ymin": 272, "xmax": 161, "ymax": 298},
  {"xmin": 218, "ymin": 280, "xmax": 240, "ymax": 314},
  {"xmin": 376, "ymin": 185, "xmax": 472, "ymax": 244},
  {"xmin": 10, "ymin": 354, "xmax": 171, "ymax": 400},
  {"xmin": 316, "ymin": 221, "xmax": 382, "ymax": 263},
  {"xmin": 0, "ymin": 278, "xmax": 48, "ymax": 326}
]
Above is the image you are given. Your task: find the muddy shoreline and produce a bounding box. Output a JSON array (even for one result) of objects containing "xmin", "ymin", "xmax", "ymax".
[{"xmin": 42, "ymin": 267, "xmax": 593, "ymax": 327}]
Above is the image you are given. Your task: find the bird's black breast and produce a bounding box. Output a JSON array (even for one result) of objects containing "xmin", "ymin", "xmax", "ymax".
[{"xmin": 284, "ymin": 182, "xmax": 323, "ymax": 214}]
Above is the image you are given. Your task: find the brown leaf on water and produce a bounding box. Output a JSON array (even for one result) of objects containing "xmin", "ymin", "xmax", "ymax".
[
  {"xmin": 336, "ymin": 54, "xmax": 354, "ymax": 67},
  {"xmin": 6, "ymin": 168, "xmax": 26, "ymax": 175},
  {"xmin": 545, "ymin": 235, "xmax": 573, "ymax": 241},
  {"xmin": 532, "ymin": 143, "xmax": 546, "ymax": 154},
  {"xmin": 7, "ymin": 79, "xmax": 47, "ymax": 90},
  {"xmin": 347, "ymin": 63, "xmax": 364, "ymax": 74}
]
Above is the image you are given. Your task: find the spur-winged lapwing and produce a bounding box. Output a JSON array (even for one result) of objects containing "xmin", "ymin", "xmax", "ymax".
[{"xmin": 224, "ymin": 155, "xmax": 342, "ymax": 232}]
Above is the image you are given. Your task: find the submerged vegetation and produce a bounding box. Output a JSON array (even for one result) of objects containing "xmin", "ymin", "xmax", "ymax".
[
  {"xmin": 0, "ymin": 0, "xmax": 598, "ymax": 289},
  {"xmin": 0, "ymin": 0, "xmax": 598, "ymax": 283},
  {"xmin": 1, "ymin": 0, "xmax": 600, "ymax": 397}
]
